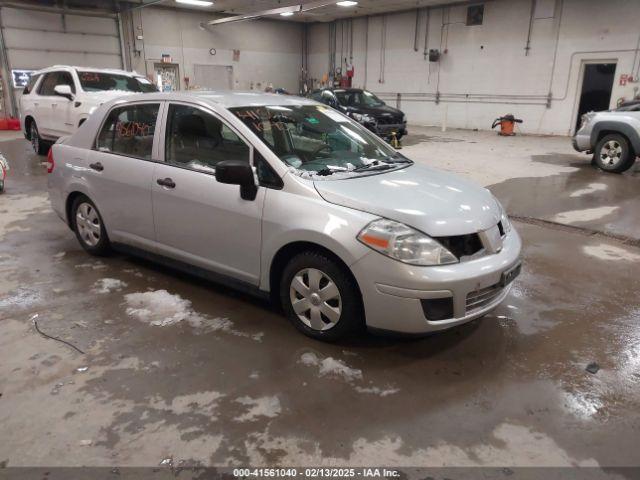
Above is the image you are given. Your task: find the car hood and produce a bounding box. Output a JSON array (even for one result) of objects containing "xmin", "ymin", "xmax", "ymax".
[
  {"xmin": 313, "ymin": 163, "xmax": 501, "ymax": 236},
  {"xmin": 343, "ymin": 104, "xmax": 403, "ymax": 118}
]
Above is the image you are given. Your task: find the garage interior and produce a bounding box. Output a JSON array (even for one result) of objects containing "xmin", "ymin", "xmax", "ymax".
[{"xmin": 0, "ymin": 0, "xmax": 639, "ymax": 474}]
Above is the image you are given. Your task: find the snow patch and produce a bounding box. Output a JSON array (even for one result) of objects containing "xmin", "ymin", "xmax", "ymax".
[
  {"xmin": 569, "ymin": 183, "xmax": 607, "ymax": 197},
  {"xmin": 123, "ymin": 289, "xmax": 260, "ymax": 339},
  {"xmin": 583, "ymin": 244, "xmax": 640, "ymax": 262},
  {"xmin": 552, "ymin": 206, "xmax": 619, "ymax": 224},
  {"xmin": 299, "ymin": 352, "xmax": 362, "ymax": 381},
  {"xmin": 354, "ymin": 386, "xmax": 400, "ymax": 397},
  {"xmin": 92, "ymin": 278, "xmax": 127, "ymax": 294},
  {"xmin": 235, "ymin": 395, "xmax": 281, "ymax": 422}
]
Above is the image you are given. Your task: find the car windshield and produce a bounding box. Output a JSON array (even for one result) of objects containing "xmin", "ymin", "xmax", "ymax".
[
  {"xmin": 77, "ymin": 70, "xmax": 157, "ymax": 93},
  {"xmin": 230, "ymin": 105, "xmax": 410, "ymax": 178},
  {"xmin": 335, "ymin": 90, "xmax": 385, "ymax": 108}
]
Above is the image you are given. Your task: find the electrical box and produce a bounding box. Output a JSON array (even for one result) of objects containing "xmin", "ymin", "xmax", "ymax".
[{"xmin": 429, "ymin": 49, "xmax": 440, "ymax": 62}]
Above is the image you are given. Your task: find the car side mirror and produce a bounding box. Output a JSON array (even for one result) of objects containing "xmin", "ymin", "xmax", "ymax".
[
  {"xmin": 54, "ymin": 84, "xmax": 74, "ymax": 101},
  {"xmin": 215, "ymin": 160, "xmax": 257, "ymax": 200}
]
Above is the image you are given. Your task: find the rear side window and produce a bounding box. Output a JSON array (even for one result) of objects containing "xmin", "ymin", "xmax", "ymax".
[
  {"xmin": 96, "ymin": 103, "xmax": 160, "ymax": 160},
  {"xmin": 23, "ymin": 74, "xmax": 41, "ymax": 95},
  {"xmin": 164, "ymin": 103, "xmax": 250, "ymax": 173}
]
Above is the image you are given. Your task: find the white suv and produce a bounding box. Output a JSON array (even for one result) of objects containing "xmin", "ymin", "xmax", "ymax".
[{"xmin": 20, "ymin": 66, "xmax": 157, "ymax": 155}]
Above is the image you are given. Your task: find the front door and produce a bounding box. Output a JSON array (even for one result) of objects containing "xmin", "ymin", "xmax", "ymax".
[
  {"xmin": 575, "ymin": 63, "xmax": 616, "ymax": 132},
  {"xmin": 152, "ymin": 103, "xmax": 264, "ymax": 285},
  {"xmin": 86, "ymin": 102, "xmax": 160, "ymax": 247}
]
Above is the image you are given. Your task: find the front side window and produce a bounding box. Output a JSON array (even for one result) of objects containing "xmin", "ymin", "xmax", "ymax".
[
  {"xmin": 77, "ymin": 70, "xmax": 158, "ymax": 93},
  {"xmin": 38, "ymin": 72, "xmax": 61, "ymax": 96},
  {"xmin": 96, "ymin": 103, "xmax": 159, "ymax": 159},
  {"xmin": 231, "ymin": 105, "xmax": 410, "ymax": 177},
  {"xmin": 165, "ymin": 104, "xmax": 250, "ymax": 173},
  {"xmin": 335, "ymin": 90, "xmax": 384, "ymax": 108}
]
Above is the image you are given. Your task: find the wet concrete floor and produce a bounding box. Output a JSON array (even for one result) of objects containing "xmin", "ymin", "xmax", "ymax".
[{"xmin": 0, "ymin": 129, "xmax": 639, "ymax": 468}]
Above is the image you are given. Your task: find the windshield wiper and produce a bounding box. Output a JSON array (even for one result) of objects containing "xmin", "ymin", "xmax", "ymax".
[{"xmin": 353, "ymin": 163, "xmax": 396, "ymax": 172}]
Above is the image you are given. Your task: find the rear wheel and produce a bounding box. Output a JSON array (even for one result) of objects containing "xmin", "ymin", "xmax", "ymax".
[
  {"xmin": 71, "ymin": 196, "xmax": 111, "ymax": 256},
  {"xmin": 593, "ymin": 133, "xmax": 636, "ymax": 173},
  {"xmin": 30, "ymin": 121, "xmax": 50, "ymax": 156},
  {"xmin": 280, "ymin": 251, "xmax": 363, "ymax": 341}
]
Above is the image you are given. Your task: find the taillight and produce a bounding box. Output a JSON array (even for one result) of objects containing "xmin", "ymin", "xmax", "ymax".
[{"xmin": 46, "ymin": 148, "xmax": 54, "ymax": 173}]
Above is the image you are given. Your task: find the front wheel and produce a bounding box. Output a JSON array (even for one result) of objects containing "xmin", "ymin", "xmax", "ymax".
[
  {"xmin": 280, "ymin": 251, "xmax": 364, "ymax": 341},
  {"xmin": 71, "ymin": 196, "xmax": 111, "ymax": 256},
  {"xmin": 30, "ymin": 121, "xmax": 50, "ymax": 156},
  {"xmin": 593, "ymin": 134, "xmax": 636, "ymax": 173}
]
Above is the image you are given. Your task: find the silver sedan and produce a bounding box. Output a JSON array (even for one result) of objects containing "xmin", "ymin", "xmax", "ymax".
[{"xmin": 47, "ymin": 91, "xmax": 521, "ymax": 341}]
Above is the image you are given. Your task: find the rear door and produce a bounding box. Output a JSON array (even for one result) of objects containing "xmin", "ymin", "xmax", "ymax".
[
  {"xmin": 86, "ymin": 101, "xmax": 161, "ymax": 249},
  {"xmin": 151, "ymin": 102, "xmax": 264, "ymax": 284}
]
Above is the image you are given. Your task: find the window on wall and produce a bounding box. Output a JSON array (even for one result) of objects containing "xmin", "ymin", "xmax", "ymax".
[
  {"xmin": 96, "ymin": 103, "xmax": 159, "ymax": 159},
  {"xmin": 165, "ymin": 104, "xmax": 250, "ymax": 173},
  {"xmin": 466, "ymin": 4, "xmax": 484, "ymax": 26}
]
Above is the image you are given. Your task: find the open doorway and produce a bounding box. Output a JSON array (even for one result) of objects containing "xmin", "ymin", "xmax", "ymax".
[{"xmin": 575, "ymin": 63, "xmax": 616, "ymax": 132}]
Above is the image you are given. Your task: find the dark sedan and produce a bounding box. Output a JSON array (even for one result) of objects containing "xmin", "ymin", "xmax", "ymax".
[{"xmin": 308, "ymin": 88, "xmax": 407, "ymax": 141}]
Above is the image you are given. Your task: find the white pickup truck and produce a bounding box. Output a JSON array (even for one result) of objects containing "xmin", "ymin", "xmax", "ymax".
[{"xmin": 20, "ymin": 66, "xmax": 157, "ymax": 155}]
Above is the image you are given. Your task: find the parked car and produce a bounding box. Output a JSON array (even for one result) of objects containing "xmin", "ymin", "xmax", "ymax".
[
  {"xmin": 573, "ymin": 108, "xmax": 640, "ymax": 173},
  {"xmin": 48, "ymin": 92, "xmax": 521, "ymax": 341},
  {"xmin": 308, "ymin": 88, "xmax": 407, "ymax": 142},
  {"xmin": 20, "ymin": 65, "xmax": 157, "ymax": 155}
]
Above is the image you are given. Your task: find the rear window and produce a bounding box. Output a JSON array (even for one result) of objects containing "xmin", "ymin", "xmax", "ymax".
[{"xmin": 77, "ymin": 70, "xmax": 157, "ymax": 93}]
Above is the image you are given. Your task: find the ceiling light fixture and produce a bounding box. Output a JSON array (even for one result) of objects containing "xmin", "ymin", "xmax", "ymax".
[
  {"xmin": 280, "ymin": 11, "xmax": 294, "ymax": 16},
  {"xmin": 336, "ymin": 1, "xmax": 358, "ymax": 6},
  {"xmin": 176, "ymin": 0, "xmax": 214, "ymax": 7}
]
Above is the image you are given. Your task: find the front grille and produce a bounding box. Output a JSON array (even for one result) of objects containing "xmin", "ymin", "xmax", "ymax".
[
  {"xmin": 376, "ymin": 116, "xmax": 403, "ymax": 125},
  {"xmin": 466, "ymin": 283, "xmax": 504, "ymax": 314},
  {"xmin": 436, "ymin": 233, "xmax": 483, "ymax": 259}
]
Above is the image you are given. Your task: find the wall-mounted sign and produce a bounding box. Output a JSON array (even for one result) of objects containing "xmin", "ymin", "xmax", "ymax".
[
  {"xmin": 12, "ymin": 69, "xmax": 35, "ymax": 88},
  {"xmin": 161, "ymin": 53, "xmax": 172, "ymax": 63}
]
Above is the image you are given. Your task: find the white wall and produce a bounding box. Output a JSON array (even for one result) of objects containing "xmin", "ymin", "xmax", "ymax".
[
  {"xmin": 123, "ymin": 7, "xmax": 303, "ymax": 93},
  {"xmin": 307, "ymin": 0, "xmax": 640, "ymax": 135}
]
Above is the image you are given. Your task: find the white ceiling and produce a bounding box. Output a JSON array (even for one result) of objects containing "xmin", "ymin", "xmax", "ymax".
[{"xmin": 132, "ymin": 0, "xmax": 469, "ymax": 22}]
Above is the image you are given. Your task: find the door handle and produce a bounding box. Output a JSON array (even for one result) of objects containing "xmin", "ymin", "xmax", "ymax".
[
  {"xmin": 89, "ymin": 162, "xmax": 104, "ymax": 172},
  {"xmin": 157, "ymin": 177, "xmax": 175, "ymax": 188}
]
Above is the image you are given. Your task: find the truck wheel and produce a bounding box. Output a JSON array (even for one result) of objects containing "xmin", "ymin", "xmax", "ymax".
[
  {"xmin": 593, "ymin": 134, "xmax": 636, "ymax": 173},
  {"xmin": 30, "ymin": 121, "xmax": 50, "ymax": 156}
]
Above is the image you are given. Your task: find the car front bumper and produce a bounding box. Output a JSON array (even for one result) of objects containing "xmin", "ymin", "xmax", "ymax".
[{"xmin": 350, "ymin": 227, "xmax": 522, "ymax": 334}]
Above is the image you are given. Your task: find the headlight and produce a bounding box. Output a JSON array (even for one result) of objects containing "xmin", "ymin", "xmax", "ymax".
[
  {"xmin": 357, "ymin": 219, "xmax": 458, "ymax": 266},
  {"xmin": 352, "ymin": 112, "xmax": 375, "ymax": 124},
  {"xmin": 494, "ymin": 198, "xmax": 511, "ymax": 234}
]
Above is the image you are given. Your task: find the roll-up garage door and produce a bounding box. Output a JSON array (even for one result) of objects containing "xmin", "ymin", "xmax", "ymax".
[{"xmin": 0, "ymin": 5, "xmax": 123, "ymax": 115}]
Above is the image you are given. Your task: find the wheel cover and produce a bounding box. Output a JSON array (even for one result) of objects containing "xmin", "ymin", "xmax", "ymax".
[
  {"xmin": 289, "ymin": 267, "xmax": 342, "ymax": 331},
  {"xmin": 30, "ymin": 124, "xmax": 39, "ymax": 152},
  {"xmin": 600, "ymin": 140, "xmax": 622, "ymax": 167},
  {"xmin": 76, "ymin": 202, "xmax": 101, "ymax": 247}
]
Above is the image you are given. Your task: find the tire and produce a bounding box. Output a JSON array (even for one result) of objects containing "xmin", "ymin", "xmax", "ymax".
[
  {"xmin": 593, "ymin": 133, "xmax": 636, "ymax": 173},
  {"xmin": 280, "ymin": 251, "xmax": 364, "ymax": 341},
  {"xmin": 30, "ymin": 121, "xmax": 50, "ymax": 156},
  {"xmin": 71, "ymin": 195, "xmax": 111, "ymax": 256}
]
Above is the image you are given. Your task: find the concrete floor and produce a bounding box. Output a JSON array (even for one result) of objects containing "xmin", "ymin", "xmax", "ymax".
[{"xmin": 1, "ymin": 126, "xmax": 639, "ymax": 469}]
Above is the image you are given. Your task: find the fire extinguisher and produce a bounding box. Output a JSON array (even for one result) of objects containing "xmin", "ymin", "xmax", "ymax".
[{"xmin": 491, "ymin": 114, "xmax": 523, "ymax": 136}]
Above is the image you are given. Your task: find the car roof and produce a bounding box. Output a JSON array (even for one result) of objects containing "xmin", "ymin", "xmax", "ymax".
[
  {"xmin": 33, "ymin": 65, "xmax": 142, "ymax": 77},
  {"xmin": 113, "ymin": 91, "xmax": 318, "ymax": 109}
]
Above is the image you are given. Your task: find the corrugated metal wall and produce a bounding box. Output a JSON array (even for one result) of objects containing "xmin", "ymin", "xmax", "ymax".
[{"xmin": 0, "ymin": 5, "xmax": 123, "ymax": 116}]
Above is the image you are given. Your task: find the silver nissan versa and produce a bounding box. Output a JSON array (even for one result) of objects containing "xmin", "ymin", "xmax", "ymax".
[{"xmin": 47, "ymin": 91, "xmax": 522, "ymax": 341}]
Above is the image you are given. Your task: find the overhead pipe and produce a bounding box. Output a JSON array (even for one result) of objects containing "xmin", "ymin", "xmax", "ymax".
[
  {"xmin": 379, "ymin": 15, "xmax": 386, "ymax": 84},
  {"xmin": 413, "ymin": 8, "xmax": 419, "ymax": 52}
]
